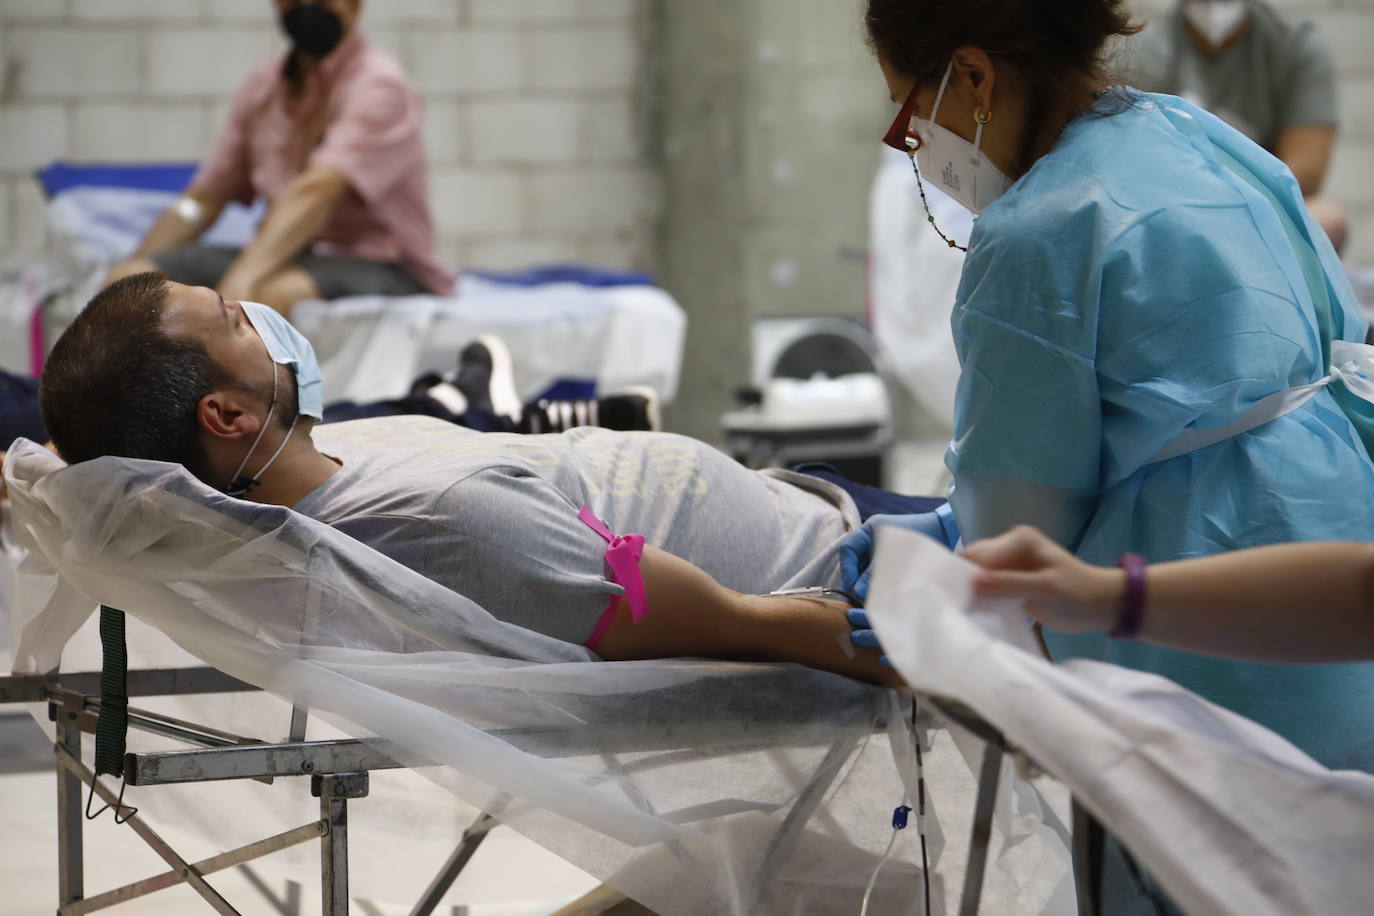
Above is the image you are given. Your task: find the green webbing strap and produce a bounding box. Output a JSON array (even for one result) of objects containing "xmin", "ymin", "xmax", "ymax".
[{"xmin": 94, "ymin": 605, "xmax": 128, "ymax": 779}]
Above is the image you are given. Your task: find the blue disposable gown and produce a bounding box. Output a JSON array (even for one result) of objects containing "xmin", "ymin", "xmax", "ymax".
[{"xmin": 946, "ymin": 90, "xmax": 1374, "ymax": 771}]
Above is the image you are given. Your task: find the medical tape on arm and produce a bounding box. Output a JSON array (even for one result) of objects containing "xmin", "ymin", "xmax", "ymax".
[{"xmin": 578, "ymin": 506, "xmax": 648, "ymax": 649}]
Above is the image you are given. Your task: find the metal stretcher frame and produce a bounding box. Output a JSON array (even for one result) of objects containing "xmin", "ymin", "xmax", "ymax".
[
  {"xmin": 0, "ymin": 665, "xmax": 500, "ymax": 916},
  {"xmin": 0, "ymin": 660, "xmax": 1111, "ymax": 916}
]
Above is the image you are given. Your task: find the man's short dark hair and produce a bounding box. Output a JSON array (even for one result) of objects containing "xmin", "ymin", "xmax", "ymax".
[{"xmin": 40, "ymin": 272, "xmax": 226, "ymax": 474}]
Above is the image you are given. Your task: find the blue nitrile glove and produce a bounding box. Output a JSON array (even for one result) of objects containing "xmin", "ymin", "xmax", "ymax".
[
  {"xmin": 838, "ymin": 507, "xmax": 959, "ymax": 601},
  {"xmin": 845, "ymin": 607, "xmax": 891, "ymax": 666}
]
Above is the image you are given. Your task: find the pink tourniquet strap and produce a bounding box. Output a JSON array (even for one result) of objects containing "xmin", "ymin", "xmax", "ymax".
[
  {"xmin": 29, "ymin": 305, "xmax": 44, "ymax": 377},
  {"xmin": 577, "ymin": 506, "xmax": 649, "ymax": 649}
]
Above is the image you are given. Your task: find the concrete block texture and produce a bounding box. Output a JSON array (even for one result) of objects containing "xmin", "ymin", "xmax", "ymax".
[
  {"xmin": 1326, "ymin": 139, "xmax": 1374, "ymax": 206},
  {"xmin": 71, "ymin": 0, "xmax": 201, "ymax": 20},
  {"xmin": 523, "ymin": 27, "xmax": 640, "ymax": 92},
  {"xmin": 529, "ymin": 165, "xmax": 652, "ymax": 234},
  {"xmin": 408, "ymin": 28, "xmax": 522, "ymax": 95},
  {"xmin": 359, "ymin": 0, "xmax": 460, "ymax": 26},
  {"xmin": 0, "ymin": 179, "xmax": 10, "ymax": 249},
  {"xmin": 422, "ymin": 98, "xmax": 463, "ymax": 166},
  {"xmin": 0, "ymin": 0, "xmax": 67, "ymax": 21},
  {"xmin": 73, "ymin": 102, "xmax": 207, "ymax": 161},
  {"xmin": 1338, "ymin": 76, "xmax": 1374, "ymax": 140},
  {"xmin": 5, "ymin": 27, "xmax": 142, "ymax": 98},
  {"xmin": 0, "ymin": 104, "xmax": 68, "ymax": 173},
  {"xmin": 200, "ymin": 0, "xmax": 271, "ymax": 22},
  {"xmin": 1310, "ymin": 9, "xmax": 1374, "ymax": 76},
  {"xmin": 465, "ymin": 236, "xmax": 583, "ymax": 271},
  {"xmin": 468, "ymin": 95, "xmax": 639, "ymax": 164},
  {"xmin": 467, "ymin": 0, "xmax": 637, "ymax": 25},
  {"xmin": 11, "ymin": 174, "xmax": 46, "ymax": 250},
  {"xmin": 146, "ymin": 27, "xmax": 284, "ymax": 97},
  {"xmin": 429, "ymin": 167, "xmax": 525, "ymax": 237}
]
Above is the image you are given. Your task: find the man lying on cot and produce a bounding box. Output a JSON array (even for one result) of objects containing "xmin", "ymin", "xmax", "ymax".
[{"xmin": 32, "ymin": 273, "xmax": 920, "ymax": 685}]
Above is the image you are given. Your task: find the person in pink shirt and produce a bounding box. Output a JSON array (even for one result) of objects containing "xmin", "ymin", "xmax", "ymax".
[{"xmin": 106, "ymin": 0, "xmax": 454, "ymax": 315}]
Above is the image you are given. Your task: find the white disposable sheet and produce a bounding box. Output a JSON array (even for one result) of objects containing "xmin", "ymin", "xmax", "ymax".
[
  {"xmin": 3, "ymin": 440, "xmax": 1072, "ymax": 915},
  {"xmin": 292, "ymin": 274, "xmax": 687, "ymax": 407},
  {"xmin": 867, "ymin": 527, "xmax": 1374, "ymax": 916}
]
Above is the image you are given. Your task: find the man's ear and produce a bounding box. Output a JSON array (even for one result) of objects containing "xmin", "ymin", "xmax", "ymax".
[{"xmin": 197, "ymin": 388, "xmax": 261, "ymax": 441}]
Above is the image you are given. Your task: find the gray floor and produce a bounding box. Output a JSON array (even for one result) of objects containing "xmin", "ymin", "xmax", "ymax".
[
  {"xmin": 0, "ymin": 710, "xmax": 599, "ymax": 914},
  {"xmin": 0, "ymin": 712, "xmax": 49, "ymax": 774}
]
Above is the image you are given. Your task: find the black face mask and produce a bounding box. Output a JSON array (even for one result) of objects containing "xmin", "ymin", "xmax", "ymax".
[{"xmin": 281, "ymin": 4, "xmax": 345, "ymax": 58}]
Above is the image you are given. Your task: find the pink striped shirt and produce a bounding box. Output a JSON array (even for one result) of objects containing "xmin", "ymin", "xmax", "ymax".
[{"xmin": 191, "ymin": 31, "xmax": 454, "ymax": 295}]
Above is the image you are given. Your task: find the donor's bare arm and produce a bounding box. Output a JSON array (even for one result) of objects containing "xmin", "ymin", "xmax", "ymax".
[{"xmin": 594, "ymin": 546, "xmax": 900, "ymax": 687}]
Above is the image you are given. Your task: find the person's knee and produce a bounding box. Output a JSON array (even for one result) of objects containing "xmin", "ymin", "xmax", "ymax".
[
  {"xmin": 1306, "ymin": 197, "xmax": 1349, "ymax": 254},
  {"xmin": 250, "ymin": 269, "xmax": 320, "ymax": 316},
  {"xmin": 102, "ymin": 256, "xmax": 160, "ymax": 289}
]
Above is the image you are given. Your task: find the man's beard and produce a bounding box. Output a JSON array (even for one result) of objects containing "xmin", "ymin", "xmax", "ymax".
[{"xmin": 239, "ymin": 367, "xmax": 301, "ymax": 432}]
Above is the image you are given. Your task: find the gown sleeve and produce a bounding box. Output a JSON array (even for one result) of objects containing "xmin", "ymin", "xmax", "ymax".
[
  {"xmin": 943, "ymin": 165, "xmax": 1119, "ymax": 549},
  {"xmin": 946, "ymin": 301, "xmax": 1102, "ymax": 548}
]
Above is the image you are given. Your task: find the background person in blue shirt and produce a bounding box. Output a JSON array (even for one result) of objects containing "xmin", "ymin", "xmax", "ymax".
[{"xmin": 847, "ymin": 0, "xmax": 1374, "ymax": 777}]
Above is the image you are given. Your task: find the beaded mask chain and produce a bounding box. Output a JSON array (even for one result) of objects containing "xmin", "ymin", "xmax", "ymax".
[{"xmin": 908, "ymin": 153, "xmax": 968, "ymax": 253}]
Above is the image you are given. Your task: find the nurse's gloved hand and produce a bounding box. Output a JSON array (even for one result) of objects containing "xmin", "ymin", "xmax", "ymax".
[
  {"xmin": 845, "ymin": 607, "xmax": 890, "ymax": 666},
  {"xmin": 838, "ymin": 511, "xmax": 952, "ymax": 601}
]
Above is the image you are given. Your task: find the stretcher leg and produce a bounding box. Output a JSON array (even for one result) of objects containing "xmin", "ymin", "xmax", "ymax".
[
  {"xmin": 315, "ymin": 773, "xmax": 368, "ymax": 916},
  {"xmin": 57, "ymin": 716, "xmax": 84, "ymax": 907},
  {"xmin": 959, "ymin": 743, "xmax": 1003, "ymax": 916},
  {"xmin": 410, "ymin": 811, "xmax": 498, "ymax": 916},
  {"xmin": 1072, "ymin": 799, "xmax": 1104, "ymax": 916}
]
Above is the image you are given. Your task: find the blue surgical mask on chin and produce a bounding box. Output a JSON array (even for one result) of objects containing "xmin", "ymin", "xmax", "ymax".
[{"xmin": 240, "ymin": 301, "xmax": 324, "ymax": 420}]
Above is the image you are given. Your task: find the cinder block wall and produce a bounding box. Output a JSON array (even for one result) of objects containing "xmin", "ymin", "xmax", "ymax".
[
  {"xmin": 0, "ymin": 0, "xmax": 656, "ymax": 273},
  {"xmin": 2, "ymin": 1, "xmax": 1370, "ymax": 272}
]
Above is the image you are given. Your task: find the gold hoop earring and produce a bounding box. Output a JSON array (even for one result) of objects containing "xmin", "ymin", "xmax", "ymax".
[{"xmin": 974, "ymin": 107, "xmax": 993, "ymax": 124}]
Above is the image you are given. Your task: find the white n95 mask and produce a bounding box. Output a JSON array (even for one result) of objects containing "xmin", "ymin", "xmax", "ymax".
[
  {"xmin": 916, "ymin": 61, "xmax": 1013, "ymax": 216},
  {"xmin": 1184, "ymin": 0, "xmax": 1250, "ymax": 48},
  {"xmin": 240, "ymin": 301, "xmax": 324, "ymax": 421}
]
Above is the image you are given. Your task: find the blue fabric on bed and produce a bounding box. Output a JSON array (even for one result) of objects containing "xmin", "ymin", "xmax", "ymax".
[
  {"xmin": 468, "ymin": 265, "xmax": 655, "ymax": 288},
  {"xmin": 36, "ymin": 162, "xmax": 197, "ymax": 198}
]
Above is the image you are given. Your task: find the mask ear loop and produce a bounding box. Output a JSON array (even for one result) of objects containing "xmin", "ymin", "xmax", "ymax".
[
  {"xmin": 972, "ymin": 107, "xmax": 993, "ymax": 166},
  {"xmin": 226, "ymin": 362, "xmax": 281, "ymax": 497},
  {"xmin": 929, "ymin": 60, "xmax": 954, "ymax": 125}
]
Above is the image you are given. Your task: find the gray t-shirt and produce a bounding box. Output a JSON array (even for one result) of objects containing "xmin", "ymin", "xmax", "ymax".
[
  {"xmin": 294, "ymin": 416, "xmax": 860, "ymax": 645},
  {"xmin": 1128, "ymin": 1, "xmax": 1337, "ymax": 149}
]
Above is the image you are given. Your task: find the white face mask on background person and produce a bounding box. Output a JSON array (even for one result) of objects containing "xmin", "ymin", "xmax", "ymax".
[
  {"xmin": 915, "ymin": 61, "xmax": 1014, "ymax": 216},
  {"xmin": 1183, "ymin": 0, "xmax": 1250, "ymax": 48}
]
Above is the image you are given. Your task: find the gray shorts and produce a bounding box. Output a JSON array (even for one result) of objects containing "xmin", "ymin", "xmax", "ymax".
[{"xmin": 150, "ymin": 245, "xmax": 427, "ymax": 301}]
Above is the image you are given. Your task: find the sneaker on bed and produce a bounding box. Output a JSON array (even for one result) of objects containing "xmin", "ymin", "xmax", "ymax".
[
  {"xmin": 408, "ymin": 335, "xmax": 521, "ymax": 422},
  {"xmin": 519, "ymin": 386, "xmax": 660, "ymax": 434},
  {"xmin": 455, "ymin": 335, "xmax": 521, "ymax": 421}
]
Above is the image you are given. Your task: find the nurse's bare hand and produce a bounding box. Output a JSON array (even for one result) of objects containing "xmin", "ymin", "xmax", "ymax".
[{"xmin": 963, "ymin": 526, "xmax": 1124, "ymax": 633}]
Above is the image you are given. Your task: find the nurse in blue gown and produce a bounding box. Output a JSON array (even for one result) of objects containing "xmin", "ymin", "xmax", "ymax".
[{"xmin": 849, "ymin": 0, "xmax": 1374, "ymax": 774}]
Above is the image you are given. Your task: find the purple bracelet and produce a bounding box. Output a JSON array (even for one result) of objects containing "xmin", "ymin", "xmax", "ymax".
[{"xmin": 1110, "ymin": 552, "xmax": 1147, "ymax": 639}]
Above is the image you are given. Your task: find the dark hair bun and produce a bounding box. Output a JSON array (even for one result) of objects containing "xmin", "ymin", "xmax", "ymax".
[{"xmin": 866, "ymin": 0, "xmax": 1139, "ymax": 85}]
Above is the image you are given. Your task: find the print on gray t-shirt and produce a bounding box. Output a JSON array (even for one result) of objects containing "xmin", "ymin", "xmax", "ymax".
[{"xmin": 293, "ymin": 416, "xmax": 860, "ymax": 645}]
